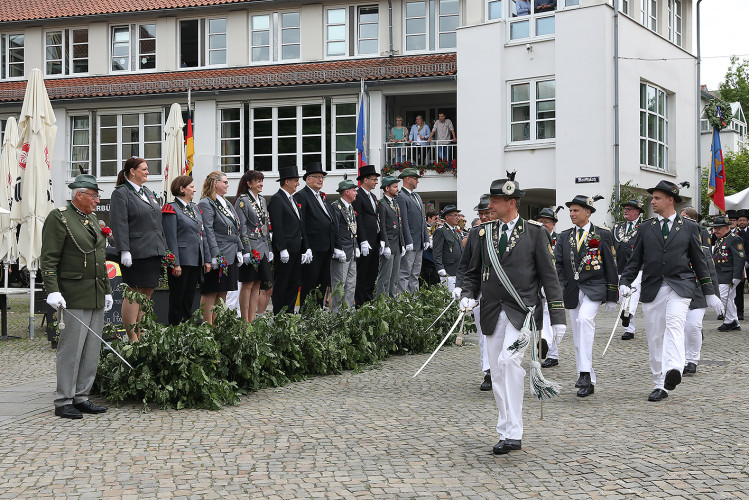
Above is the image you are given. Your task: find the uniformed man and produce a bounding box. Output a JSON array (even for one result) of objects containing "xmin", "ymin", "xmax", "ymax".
[
  {"xmin": 376, "ymin": 175, "xmax": 407, "ymax": 297},
  {"xmin": 397, "ymin": 168, "xmax": 430, "ymax": 293},
  {"xmin": 537, "ymin": 206, "xmax": 563, "ymax": 369},
  {"xmin": 330, "ymin": 179, "xmax": 360, "ymax": 312},
  {"xmin": 613, "ymin": 199, "xmax": 645, "ymax": 340},
  {"xmin": 454, "ymin": 195, "xmax": 493, "ymax": 391},
  {"xmin": 41, "ymin": 175, "xmax": 113, "ymax": 419},
  {"xmin": 620, "ymin": 180, "xmax": 723, "ymax": 402},
  {"xmin": 555, "ymin": 195, "xmax": 618, "ymax": 397},
  {"xmin": 733, "ymin": 209, "xmax": 749, "ymax": 320},
  {"xmin": 461, "ymin": 175, "xmax": 566, "ymax": 455},
  {"xmin": 433, "ymin": 205, "xmax": 463, "ymax": 292},
  {"xmin": 712, "ymin": 215, "xmax": 745, "ymax": 332}
]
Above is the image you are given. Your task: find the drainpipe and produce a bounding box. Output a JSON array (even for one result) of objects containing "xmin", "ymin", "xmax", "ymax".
[
  {"xmin": 388, "ymin": 0, "xmax": 395, "ymax": 57},
  {"xmin": 696, "ymin": 0, "xmax": 703, "ymax": 210},
  {"xmin": 614, "ymin": 1, "xmax": 620, "ymax": 208}
]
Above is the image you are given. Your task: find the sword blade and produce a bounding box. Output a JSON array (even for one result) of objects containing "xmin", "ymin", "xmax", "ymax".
[
  {"xmin": 413, "ymin": 310, "xmax": 465, "ymax": 378},
  {"xmin": 424, "ymin": 297, "xmax": 456, "ymax": 333},
  {"xmin": 602, "ymin": 294, "xmax": 629, "ymax": 357},
  {"xmin": 61, "ymin": 308, "xmax": 134, "ymax": 370}
]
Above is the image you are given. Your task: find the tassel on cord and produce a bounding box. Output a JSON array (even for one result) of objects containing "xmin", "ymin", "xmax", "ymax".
[
  {"xmin": 507, "ymin": 326, "xmax": 531, "ymax": 354},
  {"xmin": 528, "ymin": 324, "xmax": 562, "ymax": 400}
]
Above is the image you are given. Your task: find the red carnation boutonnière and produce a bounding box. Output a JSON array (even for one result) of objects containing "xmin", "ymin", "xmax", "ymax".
[
  {"xmin": 297, "ymin": 203, "xmax": 302, "ymax": 209},
  {"xmin": 589, "ymin": 236, "xmax": 601, "ymax": 248},
  {"xmin": 101, "ymin": 226, "xmax": 112, "ymax": 238}
]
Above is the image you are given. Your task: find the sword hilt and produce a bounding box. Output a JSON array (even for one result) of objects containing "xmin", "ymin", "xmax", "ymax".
[{"xmin": 57, "ymin": 306, "xmax": 65, "ymax": 330}]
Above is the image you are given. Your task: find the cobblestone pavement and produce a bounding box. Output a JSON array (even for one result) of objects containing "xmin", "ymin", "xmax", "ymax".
[{"xmin": 0, "ymin": 307, "xmax": 748, "ymax": 498}]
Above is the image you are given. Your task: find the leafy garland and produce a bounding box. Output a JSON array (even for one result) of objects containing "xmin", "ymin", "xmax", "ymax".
[{"xmin": 704, "ymin": 98, "xmax": 733, "ymax": 131}]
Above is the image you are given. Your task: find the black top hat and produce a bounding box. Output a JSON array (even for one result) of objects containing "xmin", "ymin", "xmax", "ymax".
[
  {"xmin": 710, "ymin": 215, "xmax": 732, "ymax": 227},
  {"xmin": 303, "ymin": 162, "xmax": 327, "ymax": 180},
  {"xmin": 441, "ymin": 205, "xmax": 460, "ymax": 217},
  {"xmin": 473, "ymin": 194, "xmax": 491, "ymax": 212},
  {"xmin": 726, "ymin": 209, "xmax": 739, "ymax": 219},
  {"xmin": 538, "ymin": 206, "xmax": 563, "ymax": 222},
  {"xmin": 566, "ymin": 195, "xmax": 603, "ymax": 213},
  {"xmin": 621, "ymin": 199, "xmax": 645, "ymax": 212},
  {"xmin": 489, "ymin": 171, "xmax": 525, "ymax": 198},
  {"xmin": 647, "ymin": 180, "xmax": 689, "ymax": 204},
  {"xmin": 738, "ymin": 209, "xmax": 749, "ymax": 219},
  {"xmin": 357, "ymin": 164, "xmax": 381, "ymax": 181},
  {"xmin": 277, "ymin": 165, "xmax": 301, "ymax": 182}
]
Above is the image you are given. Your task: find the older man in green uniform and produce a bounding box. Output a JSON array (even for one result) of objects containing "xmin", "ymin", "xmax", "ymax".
[{"xmin": 42, "ymin": 174, "xmax": 113, "ymax": 419}]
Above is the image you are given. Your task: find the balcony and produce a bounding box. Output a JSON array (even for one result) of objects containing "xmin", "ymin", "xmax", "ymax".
[{"xmin": 382, "ymin": 141, "xmax": 457, "ymax": 177}]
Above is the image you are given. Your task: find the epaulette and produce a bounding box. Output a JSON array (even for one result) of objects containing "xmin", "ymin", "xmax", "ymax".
[
  {"xmin": 527, "ymin": 219, "xmax": 543, "ymax": 227},
  {"xmin": 162, "ymin": 203, "xmax": 176, "ymax": 214},
  {"xmin": 643, "ymin": 217, "xmax": 657, "ymax": 224},
  {"xmin": 57, "ymin": 206, "xmax": 67, "ymax": 212}
]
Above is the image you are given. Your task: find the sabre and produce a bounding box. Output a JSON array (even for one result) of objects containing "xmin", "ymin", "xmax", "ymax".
[
  {"xmin": 423, "ymin": 297, "xmax": 456, "ymax": 333},
  {"xmin": 602, "ymin": 288, "xmax": 635, "ymax": 357},
  {"xmin": 723, "ymin": 283, "xmax": 734, "ymax": 316},
  {"xmin": 59, "ymin": 307, "xmax": 134, "ymax": 370},
  {"xmin": 413, "ymin": 309, "xmax": 466, "ymax": 378}
]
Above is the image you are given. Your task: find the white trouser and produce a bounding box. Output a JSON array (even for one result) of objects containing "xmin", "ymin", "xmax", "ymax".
[
  {"xmin": 474, "ymin": 300, "xmax": 490, "ymax": 372},
  {"xmin": 640, "ymin": 284, "xmax": 691, "ymax": 390},
  {"xmin": 440, "ymin": 275, "xmax": 456, "ymax": 292},
  {"xmin": 684, "ymin": 308, "xmax": 705, "ymax": 365},
  {"xmin": 619, "ymin": 271, "xmax": 642, "ymax": 333},
  {"xmin": 719, "ymin": 283, "xmax": 739, "ymax": 323},
  {"xmin": 486, "ymin": 311, "xmax": 527, "ymax": 440},
  {"xmin": 225, "ymin": 288, "xmax": 241, "ymax": 317},
  {"xmin": 568, "ymin": 291, "xmax": 599, "ymax": 385},
  {"xmin": 541, "ymin": 299, "xmax": 558, "ymax": 359}
]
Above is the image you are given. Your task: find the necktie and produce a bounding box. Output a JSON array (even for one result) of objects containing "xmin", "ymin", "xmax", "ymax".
[
  {"xmin": 662, "ymin": 218, "xmax": 670, "ymax": 239},
  {"xmin": 289, "ymin": 195, "xmax": 299, "ymax": 218},
  {"xmin": 577, "ymin": 227, "xmax": 585, "ymax": 251},
  {"xmin": 137, "ymin": 187, "xmax": 147, "ymax": 202},
  {"xmin": 626, "ymin": 222, "xmax": 632, "ymax": 235},
  {"xmin": 316, "ymin": 192, "xmax": 330, "ymax": 217},
  {"xmin": 499, "ymin": 224, "xmax": 509, "ymax": 258}
]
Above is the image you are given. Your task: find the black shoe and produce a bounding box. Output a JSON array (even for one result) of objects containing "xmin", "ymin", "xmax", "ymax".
[
  {"xmin": 728, "ymin": 320, "xmax": 741, "ymax": 331},
  {"xmin": 541, "ymin": 339, "xmax": 549, "ymax": 359},
  {"xmin": 738, "ymin": 314, "xmax": 744, "ymax": 320},
  {"xmin": 684, "ymin": 362, "xmax": 697, "ymax": 375},
  {"xmin": 55, "ymin": 404, "xmax": 83, "ymax": 419},
  {"xmin": 575, "ymin": 372, "xmax": 591, "ymax": 389},
  {"xmin": 73, "ymin": 400, "xmax": 107, "ymax": 414},
  {"xmin": 577, "ymin": 384, "xmax": 595, "ymax": 397},
  {"xmin": 717, "ymin": 314, "xmax": 724, "ymax": 321},
  {"xmin": 492, "ymin": 440, "xmax": 505, "ymax": 454},
  {"xmin": 493, "ymin": 439, "xmax": 521, "ymax": 455},
  {"xmin": 621, "ymin": 331, "xmax": 634, "ymax": 340},
  {"xmin": 664, "ymin": 369, "xmax": 682, "ymax": 391},
  {"xmin": 647, "ymin": 388, "xmax": 668, "ymax": 402},
  {"xmin": 717, "ymin": 320, "xmax": 740, "ymax": 332},
  {"xmin": 480, "ymin": 371, "xmax": 492, "ymax": 391},
  {"xmin": 541, "ymin": 358, "xmax": 558, "ymax": 368},
  {"xmin": 575, "ymin": 374, "xmax": 586, "ymax": 388}
]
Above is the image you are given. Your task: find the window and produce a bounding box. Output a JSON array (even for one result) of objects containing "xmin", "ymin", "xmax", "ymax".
[
  {"xmin": 358, "ymin": 6, "xmax": 379, "ymax": 54},
  {"xmin": 98, "ymin": 111, "xmax": 163, "ymax": 177},
  {"xmin": 640, "ymin": 83, "xmax": 668, "ymax": 170},
  {"xmin": 509, "ymin": 0, "xmax": 556, "ymax": 40},
  {"xmin": 641, "ymin": 0, "xmax": 656, "ymax": 32},
  {"xmin": 250, "ymin": 102, "xmax": 324, "ymax": 172},
  {"xmin": 111, "ymin": 24, "xmax": 156, "ymax": 72},
  {"xmin": 250, "ymin": 12, "xmax": 301, "ymax": 62},
  {"xmin": 509, "ymin": 79, "xmax": 555, "ymax": 143},
  {"xmin": 70, "ymin": 115, "xmax": 92, "ymax": 177},
  {"xmin": 45, "ymin": 29, "xmax": 89, "ymax": 76},
  {"xmin": 667, "ymin": 0, "xmax": 682, "ymax": 47},
  {"xmin": 404, "ymin": 0, "xmax": 458, "ymax": 52},
  {"xmin": 487, "ymin": 0, "xmax": 502, "ymax": 20},
  {"xmin": 620, "ymin": 0, "xmax": 629, "ymax": 15},
  {"xmin": 0, "ymin": 34, "xmax": 24, "ymax": 79},
  {"xmin": 332, "ymin": 101, "xmax": 357, "ymax": 170},
  {"xmin": 732, "ymin": 106, "xmax": 747, "ymax": 145},
  {"xmin": 180, "ymin": 18, "xmax": 226, "ymax": 68},
  {"xmin": 327, "ymin": 9, "xmax": 347, "ymax": 57},
  {"xmin": 219, "ymin": 107, "xmax": 243, "ymax": 174}
]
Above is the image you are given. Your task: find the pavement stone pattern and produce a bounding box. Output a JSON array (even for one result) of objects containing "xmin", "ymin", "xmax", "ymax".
[{"xmin": 0, "ymin": 304, "xmax": 748, "ymax": 498}]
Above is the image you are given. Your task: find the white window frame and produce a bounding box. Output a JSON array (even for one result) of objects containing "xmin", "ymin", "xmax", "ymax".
[
  {"xmin": 178, "ymin": 18, "xmax": 226, "ymax": 69},
  {"xmin": 641, "ymin": 0, "xmax": 657, "ymax": 32},
  {"xmin": 508, "ymin": 0, "xmax": 557, "ymax": 41},
  {"xmin": 44, "ymin": 29, "xmax": 90, "ymax": 77},
  {"xmin": 250, "ymin": 14, "xmax": 272, "ymax": 63},
  {"xmin": 280, "ymin": 12, "xmax": 302, "ymax": 61},
  {"xmin": 486, "ymin": 0, "xmax": 503, "ymax": 21},
  {"xmin": 507, "ymin": 77, "xmax": 556, "ymax": 145},
  {"xmin": 403, "ymin": 0, "xmax": 459, "ymax": 53},
  {"xmin": 357, "ymin": 5, "xmax": 380, "ymax": 56},
  {"xmin": 97, "ymin": 109, "xmax": 164, "ymax": 178},
  {"xmin": 619, "ymin": 0, "xmax": 630, "ymax": 16},
  {"xmin": 325, "ymin": 7, "xmax": 348, "ymax": 59},
  {"xmin": 331, "ymin": 97, "xmax": 358, "ymax": 171},
  {"xmin": 639, "ymin": 82, "xmax": 669, "ymax": 171},
  {"xmin": 217, "ymin": 104, "xmax": 244, "ymax": 175},
  {"xmin": 207, "ymin": 17, "xmax": 227, "ymax": 67},
  {"xmin": 110, "ymin": 23, "xmax": 157, "ymax": 73},
  {"xmin": 667, "ymin": 0, "xmax": 682, "ymax": 47},
  {"xmin": 69, "ymin": 113, "xmax": 93, "ymax": 179},
  {"xmin": 1, "ymin": 33, "xmax": 25, "ymax": 80},
  {"xmin": 248, "ymin": 11, "xmax": 302, "ymax": 64}
]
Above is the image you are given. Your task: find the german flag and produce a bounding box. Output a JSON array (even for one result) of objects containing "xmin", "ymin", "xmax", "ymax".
[{"xmin": 185, "ymin": 108, "xmax": 194, "ymax": 176}]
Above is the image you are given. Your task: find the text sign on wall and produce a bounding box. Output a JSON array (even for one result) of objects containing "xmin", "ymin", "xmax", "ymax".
[{"xmin": 575, "ymin": 176, "xmax": 600, "ymax": 184}]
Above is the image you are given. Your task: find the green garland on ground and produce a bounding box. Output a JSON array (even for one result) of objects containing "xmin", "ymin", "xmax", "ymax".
[
  {"xmin": 93, "ymin": 286, "xmax": 471, "ymax": 410},
  {"xmin": 704, "ymin": 98, "xmax": 733, "ymax": 131}
]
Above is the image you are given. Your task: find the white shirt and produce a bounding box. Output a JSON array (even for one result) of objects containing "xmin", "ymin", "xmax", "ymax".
[
  {"xmin": 216, "ymin": 195, "xmax": 236, "ymax": 221},
  {"xmin": 498, "ymin": 215, "xmax": 520, "ymax": 239},
  {"xmin": 284, "ymin": 190, "xmax": 300, "ymax": 218},
  {"xmin": 312, "ymin": 188, "xmax": 330, "ymax": 218},
  {"xmin": 360, "ymin": 186, "xmax": 377, "ymax": 212},
  {"xmin": 656, "ymin": 213, "xmax": 675, "ymax": 232},
  {"xmin": 574, "ymin": 221, "xmax": 592, "ymax": 250},
  {"xmin": 127, "ymin": 179, "xmax": 147, "ymax": 201}
]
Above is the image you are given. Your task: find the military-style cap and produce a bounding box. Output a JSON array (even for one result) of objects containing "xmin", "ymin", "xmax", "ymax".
[
  {"xmin": 538, "ymin": 206, "xmax": 563, "ymax": 222},
  {"xmin": 303, "ymin": 162, "xmax": 327, "ymax": 180},
  {"xmin": 473, "ymin": 194, "xmax": 491, "ymax": 212},
  {"xmin": 356, "ymin": 164, "xmax": 381, "ymax": 181},
  {"xmin": 380, "ymin": 175, "xmax": 399, "ymax": 188},
  {"xmin": 337, "ymin": 179, "xmax": 357, "ymax": 192},
  {"xmin": 398, "ymin": 167, "xmax": 422, "ymax": 179},
  {"xmin": 277, "ymin": 165, "xmax": 301, "ymax": 182},
  {"xmin": 489, "ymin": 171, "xmax": 525, "ymax": 198},
  {"xmin": 68, "ymin": 174, "xmax": 101, "ymax": 191},
  {"xmin": 710, "ymin": 215, "xmax": 732, "ymax": 227},
  {"xmin": 621, "ymin": 199, "xmax": 645, "ymax": 212},
  {"xmin": 566, "ymin": 195, "xmax": 603, "ymax": 213},
  {"xmin": 441, "ymin": 205, "xmax": 460, "ymax": 217},
  {"xmin": 647, "ymin": 180, "xmax": 689, "ymax": 204}
]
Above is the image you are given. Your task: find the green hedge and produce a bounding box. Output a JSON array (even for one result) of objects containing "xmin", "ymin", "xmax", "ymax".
[{"xmin": 93, "ymin": 286, "xmax": 471, "ymax": 410}]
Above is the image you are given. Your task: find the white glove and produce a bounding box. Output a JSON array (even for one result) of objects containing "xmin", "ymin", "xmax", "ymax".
[
  {"xmin": 355, "ymin": 247, "xmax": 361, "ymax": 259},
  {"xmin": 302, "ymin": 249, "xmax": 313, "ymax": 264},
  {"xmin": 438, "ymin": 269, "xmax": 448, "ymax": 277},
  {"xmin": 242, "ymin": 253, "xmax": 252, "ymax": 265},
  {"xmin": 424, "ymin": 241, "xmax": 431, "ymax": 250},
  {"xmin": 46, "ymin": 292, "xmax": 66, "ymax": 309},
  {"xmin": 451, "ymin": 287, "xmax": 462, "ymax": 300},
  {"xmin": 552, "ymin": 324, "xmax": 566, "ymax": 344},
  {"xmin": 280, "ymin": 250, "xmax": 290, "ymax": 263},
  {"xmin": 605, "ymin": 302, "xmax": 618, "ymax": 313},
  {"xmin": 333, "ymin": 248, "xmax": 347, "ymax": 262},
  {"xmin": 104, "ymin": 294, "xmax": 113, "ymax": 313},
  {"xmin": 619, "ymin": 284, "xmax": 631, "ymax": 298},
  {"xmin": 211, "ymin": 257, "xmax": 218, "ymax": 266},
  {"xmin": 237, "ymin": 252, "xmax": 244, "ymax": 267},
  {"xmin": 706, "ymin": 294, "xmax": 725, "ymax": 315},
  {"xmin": 401, "ymin": 246, "xmax": 406, "ymax": 257},
  {"xmin": 460, "ymin": 297, "xmax": 477, "ymax": 310},
  {"xmin": 732, "ymin": 278, "xmax": 742, "ymax": 287},
  {"xmin": 380, "ymin": 241, "xmax": 385, "ymax": 250},
  {"xmin": 406, "ymin": 243, "xmax": 414, "ymax": 252},
  {"xmin": 268, "ymin": 251, "xmax": 274, "ymax": 262},
  {"xmin": 381, "ymin": 246, "xmax": 391, "ymax": 259},
  {"xmin": 361, "ymin": 241, "xmax": 371, "ymax": 257},
  {"xmin": 121, "ymin": 251, "xmax": 132, "ymax": 267}
]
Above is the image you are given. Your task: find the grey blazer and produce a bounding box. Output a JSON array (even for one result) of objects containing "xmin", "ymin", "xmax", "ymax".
[
  {"xmin": 162, "ymin": 199, "xmax": 210, "ymax": 267},
  {"xmin": 378, "ymin": 196, "xmax": 406, "ymax": 252},
  {"xmin": 396, "ymin": 189, "xmax": 428, "ymax": 249},
  {"xmin": 433, "ymin": 224, "xmax": 463, "ymax": 276},
  {"xmin": 235, "ymin": 193, "xmax": 271, "ymax": 259},
  {"xmin": 691, "ymin": 227, "xmax": 721, "ymax": 309},
  {"xmin": 110, "ymin": 182, "xmax": 166, "ymax": 259},
  {"xmin": 331, "ymin": 199, "xmax": 359, "ymax": 260},
  {"xmin": 713, "ymin": 232, "xmax": 745, "ymax": 284},
  {"xmin": 198, "ymin": 196, "xmax": 241, "ymax": 265}
]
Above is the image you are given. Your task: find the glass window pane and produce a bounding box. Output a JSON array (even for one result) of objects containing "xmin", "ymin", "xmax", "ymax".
[
  {"xmin": 302, "ymin": 136, "xmax": 321, "ymax": 153},
  {"xmin": 222, "ymin": 108, "xmax": 240, "ymax": 121},
  {"xmin": 282, "ymin": 12, "xmax": 300, "ymax": 27},
  {"xmin": 302, "ymin": 105, "xmax": 321, "ymax": 117},
  {"xmin": 406, "ymin": 35, "xmax": 426, "ymax": 51},
  {"xmin": 537, "ymin": 101, "xmax": 555, "ymax": 119},
  {"xmin": 536, "ymin": 16, "xmax": 555, "ymax": 36},
  {"xmin": 537, "ymin": 121, "xmax": 555, "ymax": 139},
  {"xmin": 440, "ymin": 0, "xmax": 460, "ymax": 15},
  {"xmin": 337, "ymin": 116, "xmax": 356, "ymax": 130},
  {"xmin": 210, "ymin": 51, "xmax": 227, "ymax": 65},
  {"xmin": 647, "ymin": 85, "xmax": 656, "ymax": 112},
  {"xmin": 647, "ymin": 114, "xmax": 656, "ymax": 139},
  {"xmin": 337, "ymin": 103, "xmax": 356, "ymax": 115},
  {"xmin": 536, "ymin": 80, "xmax": 555, "ymax": 99},
  {"xmin": 328, "ymin": 25, "xmax": 346, "ymax": 40},
  {"xmin": 221, "ymin": 121, "xmax": 241, "ymax": 139},
  {"xmin": 100, "ymin": 115, "xmax": 117, "ymax": 127},
  {"xmin": 359, "ymin": 24, "xmax": 378, "ymax": 39},
  {"xmin": 566, "ymin": 0, "xmax": 580, "ymax": 5},
  {"xmin": 209, "ymin": 34, "xmax": 226, "ymax": 49},
  {"xmin": 148, "ymin": 160, "xmax": 161, "ymax": 175},
  {"xmin": 144, "ymin": 143, "xmax": 161, "ymax": 159},
  {"xmin": 359, "ymin": 39, "xmax": 378, "ymax": 54},
  {"xmin": 113, "ymin": 28, "xmax": 129, "ymax": 42},
  {"xmin": 283, "ymin": 29, "xmax": 300, "ymax": 45},
  {"xmin": 209, "ymin": 18, "xmax": 226, "ymax": 33},
  {"xmin": 140, "ymin": 24, "xmax": 156, "ymax": 38},
  {"xmin": 278, "ymin": 119, "xmax": 297, "ymax": 136},
  {"xmin": 337, "ymin": 135, "xmax": 355, "ymax": 151},
  {"xmin": 511, "ymin": 123, "xmax": 530, "ymax": 141},
  {"xmin": 640, "ymin": 139, "xmax": 646, "ymax": 164},
  {"xmin": 406, "ymin": 18, "xmax": 426, "ymax": 34},
  {"xmin": 406, "ymin": 1, "xmax": 426, "ymax": 17},
  {"xmin": 640, "ymin": 83, "xmax": 646, "ymax": 109},
  {"xmin": 439, "ymin": 16, "xmax": 459, "ymax": 33},
  {"xmin": 46, "ymin": 62, "xmax": 62, "ymax": 74},
  {"xmin": 360, "ymin": 9, "xmax": 378, "ymax": 23},
  {"xmin": 73, "ymin": 130, "xmax": 90, "ymax": 145},
  {"xmin": 144, "ymin": 126, "xmax": 161, "ymax": 142},
  {"xmin": 100, "ymin": 161, "xmax": 118, "ymax": 177},
  {"xmin": 282, "ymin": 44, "xmax": 300, "ymax": 59},
  {"xmin": 73, "ymin": 116, "xmax": 89, "ymax": 129},
  {"xmin": 73, "ymin": 29, "xmax": 88, "ymax": 43},
  {"xmin": 46, "ymin": 31, "xmax": 63, "ymax": 45},
  {"xmin": 100, "ymin": 145, "xmax": 117, "ymax": 161},
  {"xmin": 658, "ymin": 90, "xmax": 665, "ymax": 115},
  {"xmin": 511, "ymin": 104, "xmax": 530, "ymax": 121},
  {"xmin": 328, "ymin": 41, "xmax": 346, "ymax": 56},
  {"xmin": 254, "ymin": 138, "xmax": 272, "ymax": 154},
  {"xmin": 328, "ymin": 8, "xmax": 346, "ymax": 24},
  {"xmin": 640, "ymin": 112, "xmax": 646, "ymax": 136},
  {"xmin": 252, "ymin": 47, "xmax": 270, "ymax": 61},
  {"xmin": 647, "ymin": 140, "xmax": 657, "ymax": 166},
  {"xmin": 253, "ymin": 16, "xmax": 270, "ymax": 30},
  {"xmin": 278, "ymin": 137, "xmax": 297, "ymax": 154},
  {"xmin": 302, "ymin": 119, "xmax": 322, "ymax": 135},
  {"xmin": 488, "ymin": 1, "xmax": 503, "ymax": 20},
  {"xmin": 278, "ymin": 106, "xmax": 297, "ymax": 119},
  {"xmin": 221, "ymin": 139, "xmax": 240, "ymax": 156},
  {"xmin": 73, "ymin": 44, "xmax": 89, "ymax": 59},
  {"xmin": 144, "ymin": 112, "xmax": 161, "ymax": 125},
  {"xmin": 510, "ymin": 20, "xmax": 530, "ymax": 39},
  {"xmin": 511, "ymin": 83, "xmax": 530, "ymax": 102},
  {"xmin": 100, "ymin": 127, "xmax": 118, "ymax": 143},
  {"xmin": 439, "ymin": 33, "xmax": 456, "ymax": 48},
  {"xmin": 254, "ymin": 107, "xmax": 272, "ymax": 120},
  {"xmin": 658, "ymin": 144, "xmax": 665, "ymax": 169},
  {"xmin": 122, "ymin": 144, "xmax": 138, "ymax": 159},
  {"xmin": 253, "ymin": 120, "xmax": 272, "ymax": 137}
]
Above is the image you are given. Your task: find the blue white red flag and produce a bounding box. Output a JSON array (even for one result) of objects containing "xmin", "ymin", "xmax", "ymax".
[
  {"xmin": 708, "ymin": 109, "xmax": 725, "ymax": 214},
  {"xmin": 355, "ymin": 81, "xmax": 367, "ymax": 177}
]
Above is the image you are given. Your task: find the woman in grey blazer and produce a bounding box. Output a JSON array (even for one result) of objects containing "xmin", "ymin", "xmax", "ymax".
[
  {"xmin": 162, "ymin": 175, "xmax": 211, "ymax": 326},
  {"xmin": 235, "ymin": 170, "xmax": 273, "ymax": 322},
  {"xmin": 110, "ymin": 156, "xmax": 167, "ymax": 342},
  {"xmin": 198, "ymin": 171, "xmax": 242, "ymax": 325}
]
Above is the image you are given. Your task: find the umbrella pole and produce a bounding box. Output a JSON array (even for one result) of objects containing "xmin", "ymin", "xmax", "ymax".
[
  {"xmin": 3, "ymin": 262, "xmax": 8, "ymax": 288},
  {"xmin": 29, "ymin": 261, "xmax": 35, "ymax": 339}
]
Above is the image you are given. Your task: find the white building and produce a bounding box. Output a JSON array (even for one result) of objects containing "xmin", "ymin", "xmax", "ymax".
[{"xmin": 0, "ymin": 0, "xmax": 700, "ymax": 230}]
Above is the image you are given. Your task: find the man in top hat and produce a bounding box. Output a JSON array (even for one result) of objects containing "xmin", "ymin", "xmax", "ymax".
[
  {"xmin": 461, "ymin": 174, "xmax": 566, "ymax": 455},
  {"xmin": 268, "ymin": 165, "xmax": 309, "ymax": 314},
  {"xmin": 330, "ymin": 179, "xmax": 360, "ymax": 312},
  {"xmin": 613, "ymin": 199, "xmax": 645, "ymax": 340},
  {"xmin": 727, "ymin": 210, "xmax": 739, "ymax": 231},
  {"xmin": 353, "ymin": 165, "xmax": 382, "ymax": 306},
  {"xmin": 555, "ymin": 195, "xmax": 618, "ymax": 397},
  {"xmin": 376, "ymin": 175, "xmax": 408, "ymax": 297},
  {"xmin": 537, "ymin": 207, "xmax": 563, "ymax": 369},
  {"xmin": 294, "ymin": 162, "xmax": 335, "ymax": 308},
  {"xmin": 397, "ymin": 168, "xmax": 430, "ymax": 294},
  {"xmin": 455, "ymin": 194, "xmax": 494, "ymax": 391},
  {"xmin": 733, "ymin": 209, "xmax": 749, "ymax": 320},
  {"xmin": 41, "ymin": 174, "xmax": 113, "ymax": 419},
  {"xmin": 711, "ymin": 215, "xmax": 745, "ymax": 332},
  {"xmin": 433, "ymin": 205, "xmax": 463, "ymax": 292},
  {"xmin": 620, "ymin": 180, "xmax": 723, "ymax": 402}
]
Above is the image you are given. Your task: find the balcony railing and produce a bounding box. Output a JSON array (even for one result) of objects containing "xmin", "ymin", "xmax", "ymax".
[{"xmin": 384, "ymin": 141, "xmax": 457, "ymax": 166}]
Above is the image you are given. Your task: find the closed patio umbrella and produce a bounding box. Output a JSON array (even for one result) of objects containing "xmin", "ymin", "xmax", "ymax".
[{"xmin": 162, "ymin": 103, "xmax": 185, "ymax": 203}]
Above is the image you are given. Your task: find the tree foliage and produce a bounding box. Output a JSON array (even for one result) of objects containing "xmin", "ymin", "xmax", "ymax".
[
  {"xmin": 701, "ymin": 147, "xmax": 749, "ymax": 216},
  {"xmin": 718, "ymin": 56, "xmax": 749, "ymax": 123}
]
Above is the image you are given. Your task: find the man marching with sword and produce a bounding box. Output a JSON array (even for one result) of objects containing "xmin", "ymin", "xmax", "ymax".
[
  {"xmin": 461, "ymin": 174, "xmax": 565, "ymax": 455},
  {"xmin": 711, "ymin": 215, "xmax": 745, "ymax": 332},
  {"xmin": 433, "ymin": 205, "xmax": 463, "ymax": 292},
  {"xmin": 41, "ymin": 174, "xmax": 113, "ymax": 419}
]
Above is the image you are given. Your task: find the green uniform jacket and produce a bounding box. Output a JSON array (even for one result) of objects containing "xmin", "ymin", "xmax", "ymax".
[{"xmin": 41, "ymin": 205, "xmax": 112, "ymax": 309}]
